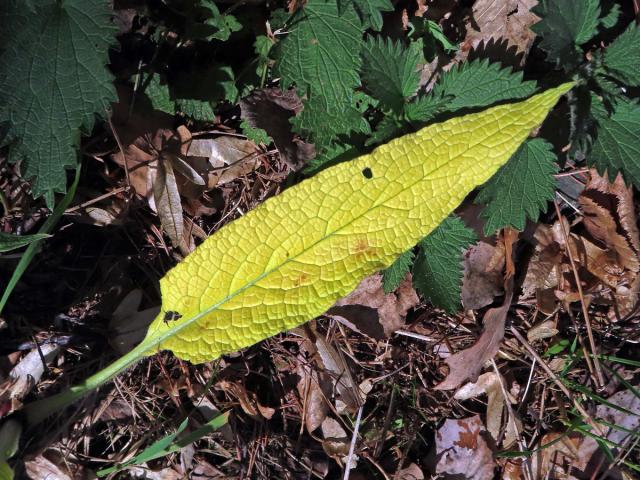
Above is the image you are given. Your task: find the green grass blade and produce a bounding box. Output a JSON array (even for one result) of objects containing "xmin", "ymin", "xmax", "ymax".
[
  {"xmin": 96, "ymin": 412, "xmax": 229, "ymax": 476},
  {"xmin": 0, "ymin": 233, "xmax": 50, "ymax": 253},
  {"xmin": 0, "ymin": 166, "xmax": 81, "ymax": 315}
]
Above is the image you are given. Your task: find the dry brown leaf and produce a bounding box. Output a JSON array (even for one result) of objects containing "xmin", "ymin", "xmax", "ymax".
[
  {"xmin": 527, "ymin": 319, "xmax": 559, "ymax": 342},
  {"xmin": 454, "ymin": 372, "xmax": 504, "ymax": 442},
  {"xmin": 429, "ymin": 415, "xmax": 495, "ymax": 480},
  {"xmin": 0, "ymin": 344, "xmax": 59, "ymax": 414},
  {"xmin": 25, "ymin": 454, "xmax": 74, "ymax": 480},
  {"xmin": 396, "ymin": 462, "xmax": 424, "ymax": 480},
  {"xmin": 24, "ymin": 449, "xmax": 94, "ymax": 480},
  {"xmin": 186, "ymin": 136, "xmax": 260, "ymax": 189},
  {"xmin": 458, "ymin": 0, "xmax": 539, "ymax": 66},
  {"xmin": 462, "ymin": 241, "xmax": 505, "ymax": 310},
  {"xmin": 436, "ymin": 282, "xmax": 513, "ymax": 391},
  {"xmin": 151, "ymin": 158, "xmax": 183, "ymax": 246},
  {"xmin": 327, "ymin": 273, "xmax": 419, "ymax": 339},
  {"xmin": 584, "ymin": 170, "xmax": 640, "ymax": 253},
  {"xmin": 320, "ymin": 417, "xmax": 354, "ymax": 466},
  {"xmin": 301, "ymin": 324, "xmax": 363, "ymax": 413},
  {"xmin": 296, "ymin": 350, "xmax": 330, "ymax": 432},
  {"xmin": 240, "ymin": 88, "xmax": 315, "ymax": 170},
  {"xmin": 580, "ymin": 197, "xmax": 638, "ymax": 273},
  {"xmin": 216, "ymin": 379, "xmax": 275, "ymax": 419}
]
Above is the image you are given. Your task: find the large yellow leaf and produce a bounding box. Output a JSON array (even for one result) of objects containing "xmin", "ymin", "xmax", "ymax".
[{"xmin": 144, "ymin": 83, "xmax": 573, "ymax": 363}]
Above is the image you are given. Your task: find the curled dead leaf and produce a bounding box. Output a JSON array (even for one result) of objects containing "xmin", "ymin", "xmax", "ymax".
[
  {"xmin": 436, "ymin": 281, "xmax": 513, "ymax": 391},
  {"xmin": 327, "ymin": 273, "xmax": 419, "ymax": 339},
  {"xmin": 300, "ymin": 324, "xmax": 363, "ymax": 414},
  {"xmin": 462, "ymin": 241, "xmax": 505, "ymax": 310},
  {"xmin": 458, "ymin": 0, "xmax": 539, "ymax": 67},
  {"xmin": 240, "ymin": 88, "xmax": 315, "ymax": 170}
]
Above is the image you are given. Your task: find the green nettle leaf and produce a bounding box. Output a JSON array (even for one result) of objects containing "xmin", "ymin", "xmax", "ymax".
[
  {"xmin": 201, "ymin": 1, "xmax": 242, "ymax": 41},
  {"xmin": 532, "ymin": 0, "xmax": 601, "ymax": 67},
  {"xmin": 404, "ymin": 94, "xmax": 452, "ymax": 124},
  {"xmin": 302, "ymin": 142, "xmax": 358, "ymax": 175},
  {"xmin": 413, "ymin": 217, "xmax": 477, "ymax": 313},
  {"xmin": 338, "ymin": 0, "xmax": 394, "ymax": 31},
  {"xmin": 432, "ymin": 60, "xmax": 537, "ymax": 113},
  {"xmin": 0, "ymin": 0, "xmax": 117, "ymax": 206},
  {"xmin": 360, "ymin": 37, "xmax": 423, "ymax": 114},
  {"xmin": 273, "ymin": 0, "xmax": 364, "ymax": 147},
  {"xmin": 176, "ymin": 99, "xmax": 216, "ymax": 121},
  {"xmin": 599, "ymin": 3, "xmax": 621, "ymax": 29},
  {"xmin": 590, "ymin": 96, "xmax": 640, "ymax": 187},
  {"xmin": 382, "ymin": 249, "xmax": 415, "ymax": 294},
  {"xmin": 365, "ymin": 114, "xmax": 405, "ymax": 147},
  {"xmin": 253, "ymin": 35, "xmax": 273, "ymax": 76},
  {"xmin": 603, "ymin": 23, "xmax": 640, "ymax": 87},
  {"xmin": 145, "ymin": 75, "xmax": 175, "ymax": 115},
  {"xmin": 292, "ymin": 95, "xmax": 370, "ymax": 148},
  {"xmin": 476, "ymin": 139, "xmax": 558, "ymax": 234},
  {"xmin": 240, "ymin": 120, "xmax": 271, "ymax": 145},
  {"xmin": 424, "ymin": 19, "xmax": 457, "ymax": 52}
]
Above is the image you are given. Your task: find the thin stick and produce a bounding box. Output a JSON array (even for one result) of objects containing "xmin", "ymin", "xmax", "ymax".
[
  {"xmin": 344, "ymin": 405, "xmax": 364, "ymax": 480},
  {"xmin": 106, "ymin": 112, "xmax": 131, "ymax": 188},
  {"xmin": 491, "ymin": 359, "xmax": 533, "ymax": 480},
  {"xmin": 65, "ymin": 186, "xmax": 128, "ymax": 213},
  {"xmin": 553, "ymin": 199, "xmax": 605, "ymax": 388},
  {"xmin": 395, "ymin": 330, "xmax": 437, "ymax": 342},
  {"xmin": 510, "ymin": 327, "xmax": 606, "ymax": 436}
]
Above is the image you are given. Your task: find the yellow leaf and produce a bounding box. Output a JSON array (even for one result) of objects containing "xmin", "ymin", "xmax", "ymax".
[{"xmin": 144, "ymin": 83, "xmax": 574, "ymax": 363}]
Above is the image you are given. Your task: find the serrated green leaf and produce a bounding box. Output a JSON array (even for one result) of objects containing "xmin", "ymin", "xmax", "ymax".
[
  {"xmin": 413, "ymin": 217, "xmax": 476, "ymax": 313},
  {"xmin": 173, "ymin": 65, "xmax": 238, "ymax": 120},
  {"xmin": 424, "ymin": 19, "xmax": 457, "ymax": 52},
  {"xmin": 0, "ymin": 232, "xmax": 50, "ymax": 253},
  {"xmin": 599, "ymin": 3, "xmax": 621, "ymax": 29},
  {"xmin": 404, "ymin": 93, "xmax": 452, "ymax": 124},
  {"xmin": 476, "ymin": 139, "xmax": 558, "ymax": 234},
  {"xmin": 339, "ymin": 0, "xmax": 393, "ymax": 31},
  {"xmin": 176, "ymin": 99, "xmax": 216, "ymax": 121},
  {"xmin": 201, "ymin": 1, "xmax": 242, "ymax": 41},
  {"xmin": 240, "ymin": 120, "xmax": 271, "ymax": 145},
  {"xmin": 603, "ymin": 23, "xmax": 640, "ymax": 87},
  {"xmin": 432, "ymin": 60, "xmax": 536, "ymax": 113},
  {"xmin": 144, "ymin": 75, "xmax": 175, "ymax": 115},
  {"xmin": 590, "ymin": 95, "xmax": 640, "ymax": 187},
  {"xmin": 274, "ymin": 0, "xmax": 364, "ymax": 145},
  {"xmin": 365, "ymin": 114, "xmax": 405, "ymax": 147},
  {"xmin": 532, "ymin": 0, "xmax": 600, "ymax": 67},
  {"xmin": 292, "ymin": 96, "xmax": 370, "ymax": 149},
  {"xmin": 361, "ymin": 37, "xmax": 423, "ymax": 114},
  {"xmin": 382, "ymin": 249, "xmax": 414, "ymax": 293},
  {"xmin": 254, "ymin": 35, "xmax": 273, "ymax": 77},
  {"xmin": 0, "ymin": 0, "xmax": 117, "ymax": 206},
  {"xmin": 302, "ymin": 142, "xmax": 359, "ymax": 175}
]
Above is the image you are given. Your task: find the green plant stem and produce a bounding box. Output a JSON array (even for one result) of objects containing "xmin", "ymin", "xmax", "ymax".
[
  {"xmin": 0, "ymin": 166, "xmax": 82, "ymax": 314},
  {"xmin": 24, "ymin": 338, "xmax": 151, "ymax": 427}
]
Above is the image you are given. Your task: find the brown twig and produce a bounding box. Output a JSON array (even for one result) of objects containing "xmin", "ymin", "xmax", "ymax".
[
  {"xmin": 107, "ymin": 112, "xmax": 131, "ymax": 189},
  {"xmin": 553, "ymin": 198, "xmax": 605, "ymax": 388},
  {"xmin": 65, "ymin": 186, "xmax": 128, "ymax": 213}
]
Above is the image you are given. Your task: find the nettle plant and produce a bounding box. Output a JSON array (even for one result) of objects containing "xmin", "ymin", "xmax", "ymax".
[{"xmin": 0, "ymin": 0, "xmax": 638, "ymax": 424}]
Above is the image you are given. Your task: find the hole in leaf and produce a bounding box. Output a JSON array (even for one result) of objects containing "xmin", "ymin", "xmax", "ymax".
[{"xmin": 362, "ymin": 167, "xmax": 373, "ymax": 179}]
